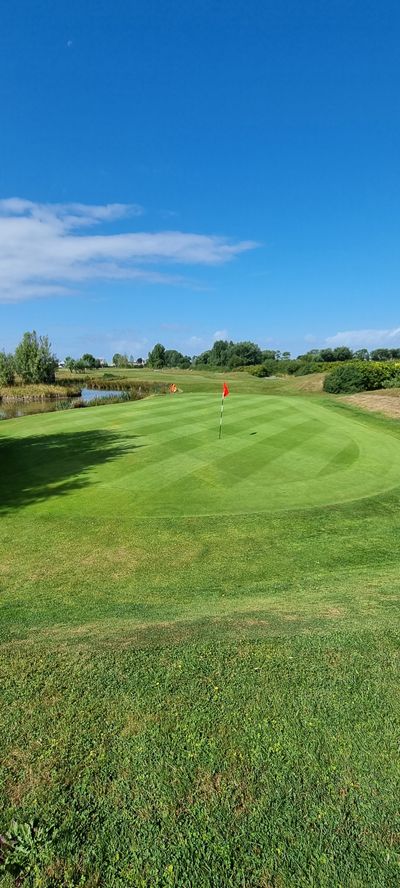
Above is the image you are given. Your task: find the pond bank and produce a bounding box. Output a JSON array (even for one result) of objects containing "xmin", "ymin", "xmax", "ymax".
[{"xmin": 0, "ymin": 382, "xmax": 168, "ymax": 420}]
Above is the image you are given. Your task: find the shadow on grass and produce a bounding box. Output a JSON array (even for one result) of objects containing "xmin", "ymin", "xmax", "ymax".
[{"xmin": 0, "ymin": 429, "xmax": 141, "ymax": 511}]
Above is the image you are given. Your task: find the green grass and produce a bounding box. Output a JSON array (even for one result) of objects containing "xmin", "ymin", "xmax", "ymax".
[
  {"xmin": 57, "ymin": 366, "xmax": 314, "ymax": 395},
  {"xmin": 0, "ymin": 383, "xmax": 399, "ymax": 886}
]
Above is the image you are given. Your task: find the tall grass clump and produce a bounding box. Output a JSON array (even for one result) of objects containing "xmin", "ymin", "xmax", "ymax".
[
  {"xmin": 77, "ymin": 392, "xmax": 133, "ymax": 408},
  {"xmin": 0, "ymin": 384, "xmax": 81, "ymax": 402}
]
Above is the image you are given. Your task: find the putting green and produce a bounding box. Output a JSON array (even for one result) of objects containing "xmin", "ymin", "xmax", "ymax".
[{"xmin": 3, "ymin": 393, "xmax": 400, "ymax": 517}]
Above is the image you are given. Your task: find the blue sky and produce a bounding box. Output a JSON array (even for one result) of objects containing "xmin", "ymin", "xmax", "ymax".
[{"xmin": 1, "ymin": 0, "xmax": 399, "ymax": 360}]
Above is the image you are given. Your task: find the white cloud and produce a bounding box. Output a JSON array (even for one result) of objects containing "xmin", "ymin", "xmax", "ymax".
[
  {"xmin": 188, "ymin": 335, "xmax": 206, "ymax": 346},
  {"xmin": 213, "ymin": 329, "xmax": 228, "ymax": 340},
  {"xmin": 326, "ymin": 327, "xmax": 400, "ymax": 347},
  {"xmin": 0, "ymin": 198, "xmax": 258, "ymax": 303}
]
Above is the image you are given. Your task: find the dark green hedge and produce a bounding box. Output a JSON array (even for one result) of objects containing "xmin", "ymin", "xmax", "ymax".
[{"xmin": 323, "ymin": 361, "xmax": 400, "ymax": 393}]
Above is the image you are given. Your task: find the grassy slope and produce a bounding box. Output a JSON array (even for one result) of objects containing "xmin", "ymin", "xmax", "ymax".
[
  {"xmin": 0, "ymin": 376, "xmax": 399, "ymax": 887},
  {"xmin": 57, "ymin": 366, "xmax": 325, "ymax": 394}
]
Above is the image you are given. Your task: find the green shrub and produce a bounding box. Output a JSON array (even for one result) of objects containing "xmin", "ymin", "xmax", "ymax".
[
  {"xmin": 293, "ymin": 361, "xmax": 325, "ymax": 376},
  {"xmin": 323, "ymin": 365, "xmax": 369, "ymax": 393},
  {"xmin": 250, "ymin": 364, "xmax": 271, "ymax": 378},
  {"xmin": 323, "ymin": 361, "xmax": 400, "ymax": 393},
  {"xmin": 382, "ymin": 375, "xmax": 400, "ymax": 389}
]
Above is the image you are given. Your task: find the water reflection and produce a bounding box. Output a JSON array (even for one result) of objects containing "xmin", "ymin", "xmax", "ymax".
[{"xmin": 0, "ymin": 388, "xmax": 138, "ymax": 420}]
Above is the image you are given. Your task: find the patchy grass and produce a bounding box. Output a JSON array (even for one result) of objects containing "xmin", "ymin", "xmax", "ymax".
[{"xmin": 0, "ymin": 386, "xmax": 399, "ymax": 886}]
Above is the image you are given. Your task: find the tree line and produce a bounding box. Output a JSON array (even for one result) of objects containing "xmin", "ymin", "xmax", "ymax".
[
  {"xmin": 147, "ymin": 340, "xmax": 400, "ymax": 369},
  {"xmin": 2, "ymin": 332, "xmax": 400, "ymax": 387}
]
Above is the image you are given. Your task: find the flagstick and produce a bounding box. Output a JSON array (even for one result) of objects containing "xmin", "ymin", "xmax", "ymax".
[{"xmin": 218, "ymin": 390, "xmax": 225, "ymax": 439}]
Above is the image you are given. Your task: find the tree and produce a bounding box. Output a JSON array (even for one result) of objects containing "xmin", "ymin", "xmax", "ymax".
[
  {"xmin": 14, "ymin": 331, "xmax": 57, "ymax": 384},
  {"xmin": 0, "ymin": 351, "xmax": 15, "ymax": 385},
  {"xmin": 227, "ymin": 341, "xmax": 262, "ymax": 367},
  {"xmin": 164, "ymin": 349, "xmax": 183, "ymax": 367},
  {"xmin": 332, "ymin": 346, "xmax": 353, "ymax": 362},
  {"xmin": 147, "ymin": 343, "xmax": 166, "ymax": 368},
  {"xmin": 164, "ymin": 350, "xmax": 192, "ymax": 369},
  {"xmin": 296, "ymin": 349, "xmax": 320, "ymax": 361},
  {"xmin": 112, "ymin": 352, "xmax": 130, "ymax": 368},
  {"xmin": 353, "ymin": 349, "xmax": 370, "ymax": 361},
  {"xmin": 64, "ymin": 356, "xmax": 77, "ymax": 372},
  {"xmin": 261, "ymin": 350, "xmax": 277, "ymax": 361},
  {"xmin": 209, "ymin": 340, "xmax": 233, "ymax": 366},
  {"xmin": 319, "ymin": 349, "xmax": 336, "ymax": 363},
  {"xmin": 370, "ymin": 348, "xmax": 392, "ymax": 361},
  {"xmin": 194, "ymin": 350, "xmax": 211, "ymax": 365},
  {"xmin": 81, "ymin": 353, "xmax": 99, "ymax": 370}
]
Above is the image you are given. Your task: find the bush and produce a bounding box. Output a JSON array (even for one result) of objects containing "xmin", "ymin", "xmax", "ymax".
[
  {"xmin": 250, "ymin": 364, "xmax": 271, "ymax": 378},
  {"xmin": 323, "ymin": 361, "xmax": 400, "ymax": 393},
  {"xmin": 293, "ymin": 361, "xmax": 325, "ymax": 376},
  {"xmin": 323, "ymin": 365, "xmax": 369, "ymax": 393},
  {"xmin": 382, "ymin": 375, "xmax": 400, "ymax": 389}
]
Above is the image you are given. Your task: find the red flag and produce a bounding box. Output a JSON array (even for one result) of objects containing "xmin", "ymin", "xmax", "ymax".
[{"xmin": 222, "ymin": 382, "xmax": 229, "ymax": 398}]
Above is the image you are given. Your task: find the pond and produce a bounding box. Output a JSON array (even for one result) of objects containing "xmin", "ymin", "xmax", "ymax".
[{"xmin": 0, "ymin": 388, "xmax": 132, "ymax": 421}]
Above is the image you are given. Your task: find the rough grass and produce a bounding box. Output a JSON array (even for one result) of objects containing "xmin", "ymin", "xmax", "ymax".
[
  {"xmin": 0, "ymin": 384, "xmax": 399, "ymax": 886},
  {"xmin": 343, "ymin": 389, "xmax": 400, "ymax": 418},
  {"xmin": 0, "ymin": 384, "xmax": 80, "ymax": 402}
]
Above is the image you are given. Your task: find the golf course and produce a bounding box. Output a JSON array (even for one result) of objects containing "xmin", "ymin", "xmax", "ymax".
[{"xmin": 0, "ymin": 371, "xmax": 399, "ymax": 886}]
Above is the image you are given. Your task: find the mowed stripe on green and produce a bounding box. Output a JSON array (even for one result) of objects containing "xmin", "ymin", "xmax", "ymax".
[{"xmin": 2, "ymin": 392, "xmax": 400, "ymax": 519}]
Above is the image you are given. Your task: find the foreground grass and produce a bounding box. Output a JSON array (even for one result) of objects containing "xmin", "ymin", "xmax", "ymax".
[
  {"xmin": 1, "ymin": 630, "xmax": 398, "ymax": 887},
  {"xmin": 0, "ymin": 387, "xmax": 399, "ymax": 886}
]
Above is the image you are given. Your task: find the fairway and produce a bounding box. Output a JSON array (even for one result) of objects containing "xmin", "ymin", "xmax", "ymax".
[
  {"xmin": 3, "ymin": 392, "xmax": 400, "ymax": 519},
  {"xmin": 1, "ymin": 388, "xmax": 400, "ymax": 887}
]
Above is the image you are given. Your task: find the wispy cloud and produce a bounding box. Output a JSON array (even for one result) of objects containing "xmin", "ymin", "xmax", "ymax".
[
  {"xmin": 213, "ymin": 329, "xmax": 228, "ymax": 340},
  {"xmin": 0, "ymin": 198, "xmax": 258, "ymax": 303},
  {"xmin": 187, "ymin": 335, "xmax": 206, "ymax": 347},
  {"xmin": 326, "ymin": 326, "xmax": 400, "ymax": 347}
]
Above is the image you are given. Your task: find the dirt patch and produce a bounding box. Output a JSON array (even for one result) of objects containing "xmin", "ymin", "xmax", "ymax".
[{"xmin": 342, "ymin": 391, "xmax": 400, "ymax": 418}]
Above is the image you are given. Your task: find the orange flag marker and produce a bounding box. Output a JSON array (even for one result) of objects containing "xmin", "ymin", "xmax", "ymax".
[{"xmin": 218, "ymin": 382, "xmax": 229, "ymax": 438}]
